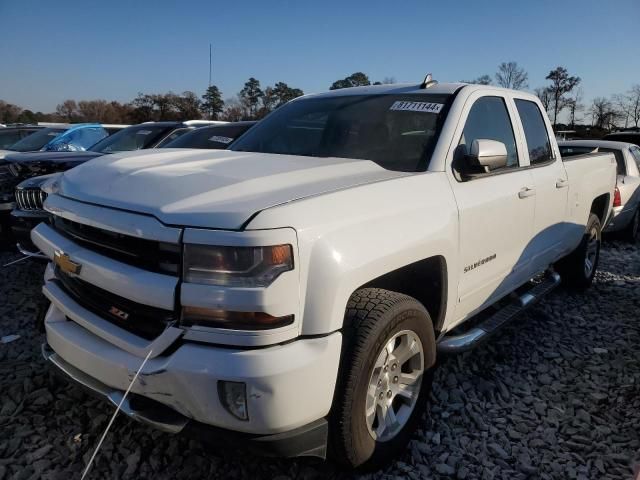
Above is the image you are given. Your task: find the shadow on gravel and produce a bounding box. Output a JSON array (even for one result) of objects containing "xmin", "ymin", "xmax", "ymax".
[{"xmin": 1, "ymin": 242, "xmax": 639, "ymax": 479}]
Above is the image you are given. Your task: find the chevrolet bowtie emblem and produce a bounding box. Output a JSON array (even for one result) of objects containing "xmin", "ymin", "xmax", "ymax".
[{"xmin": 54, "ymin": 250, "xmax": 82, "ymax": 275}]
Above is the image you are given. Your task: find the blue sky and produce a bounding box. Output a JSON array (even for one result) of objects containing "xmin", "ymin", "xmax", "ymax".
[{"xmin": 0, "ymin": 0, "xmax": 638, "ymax": 113}]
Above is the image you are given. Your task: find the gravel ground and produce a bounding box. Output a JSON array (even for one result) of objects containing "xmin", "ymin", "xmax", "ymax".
[{"xmin": 0, "ymin": 240, "xmax": 639, "ymax": 480}]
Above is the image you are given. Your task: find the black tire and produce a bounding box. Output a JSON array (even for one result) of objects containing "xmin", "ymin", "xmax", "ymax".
[
  {"xmin": 329, "ymin": 288, "xmax": 436, "ymax": 470},
  {"xmin": 555, "ymin": 213, "xmax": 601, "ymax": 290},
  {"xmin": 623, "ymin": 209, "xmax": 640, "ymax": 243}
]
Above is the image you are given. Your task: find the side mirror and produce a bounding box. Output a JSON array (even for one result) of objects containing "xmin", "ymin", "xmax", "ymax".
[{"xmin": 469, "ymin": 139, "xmax": 508, "ymax": 171}]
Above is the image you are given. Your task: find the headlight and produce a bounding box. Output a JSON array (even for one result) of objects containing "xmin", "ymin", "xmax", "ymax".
[
  {"xmin": 183, "ymin": 244, "xmax": 293, "ymax": 287},
  {"xmin": 40, "ymin": 174, "xmax": 61, "ymax": 195}
]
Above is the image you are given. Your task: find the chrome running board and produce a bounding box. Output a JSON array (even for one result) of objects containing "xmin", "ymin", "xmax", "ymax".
[{"xmin": 437, "ymin": 272, "xmax": 561, "ymax": 354}]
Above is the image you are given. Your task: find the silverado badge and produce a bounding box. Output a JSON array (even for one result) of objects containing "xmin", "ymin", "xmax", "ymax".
[{"xmin": 54, "ymin": 250, "xmax": 82, "ymax": 275}]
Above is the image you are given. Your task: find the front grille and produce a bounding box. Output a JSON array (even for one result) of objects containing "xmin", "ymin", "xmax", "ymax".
[
  {"xmin": 15, "ymin": 187, "xmax": 47, "ymax": 211},
  {"xmin": 55, "ymin": 268, "xmax": 176, "ymax": 340},
  {"xmin": 52, "ymin": 216, "xmax": 180, "ymax": 275}
]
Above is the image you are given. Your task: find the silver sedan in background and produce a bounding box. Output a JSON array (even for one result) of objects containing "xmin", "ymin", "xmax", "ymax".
[{"xmin": 560, "ymin": 140, "xmax": 640, "ymax": 242}]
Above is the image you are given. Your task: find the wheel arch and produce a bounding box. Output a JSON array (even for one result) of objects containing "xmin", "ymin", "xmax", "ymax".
[
  {"xmin": 357, "ymin": 255, "xmax": 448, "ymax": 335},
  {"xmin": 590, "ymin": 193, "xmax": 610, "ymax": 225}
]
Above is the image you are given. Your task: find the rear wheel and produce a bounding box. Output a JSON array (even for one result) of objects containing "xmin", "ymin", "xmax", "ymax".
[
  {"xmin": 329, "ymin": 288, "xmax": 436, "ymax": 470},
  {"xmin": 623, "ymin": 209, "xmax": 639, "ymax": 243},
  {"xmin": 555, "ymin": 213, "xmax": 601, "ymax": 290}
]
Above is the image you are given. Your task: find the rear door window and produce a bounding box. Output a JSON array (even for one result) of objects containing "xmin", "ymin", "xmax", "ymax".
[{"xmin": 514, "ymin": 99, "xmax": 553, "ymax": 165}]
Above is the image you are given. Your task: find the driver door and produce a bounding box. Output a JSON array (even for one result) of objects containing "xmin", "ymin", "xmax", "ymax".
[{"xmin": 447, "ymin": 92, "xmax": 536, "ymax": 324}]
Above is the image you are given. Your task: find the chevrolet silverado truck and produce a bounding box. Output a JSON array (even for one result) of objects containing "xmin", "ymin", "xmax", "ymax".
[{"xmin": 32, "ymin": 79, "xmax": 616, "ymax": 469}]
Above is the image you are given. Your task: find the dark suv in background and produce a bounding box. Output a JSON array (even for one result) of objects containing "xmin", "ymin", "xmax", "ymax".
[{"xmin": 0, "ymin": 126, "xmax": 44, "ymax": 149}]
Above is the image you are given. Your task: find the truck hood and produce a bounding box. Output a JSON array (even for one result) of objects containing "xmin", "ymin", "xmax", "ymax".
[
  {"xmin": 59, "ymin": 149, "xmax": 409, "ymax": 229},
  {"xmin": 4, "ymin": 150, "xmax": 104, "ymax": 165}
]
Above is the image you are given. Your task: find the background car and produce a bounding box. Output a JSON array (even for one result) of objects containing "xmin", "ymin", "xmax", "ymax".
[
  {"xmin": 0, "ymin": 126, "xmax": 44, "ymax": 149},
  {"xmin": 0, "ymin": 124, "xmax": 113, "ymax": 161},
  {"xmin": 559, "ymin": 139, "xmax": 640, "ymax": 241},
  {"xmin": 10, "ymin": 121, "xmax": 255, "ymax": 255},
  {"xmin": 161, "ymin": 121, "xmax": 256, "ymax": 148},
  {"xmin": 602, "ymin": 131, "xmax": 640, "ymax": 147}
]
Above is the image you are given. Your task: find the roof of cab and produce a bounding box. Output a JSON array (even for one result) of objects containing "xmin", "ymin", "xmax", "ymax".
[
  {"xmin": 299, "ymin": 81, "xmax": 543, "ymax": 102},
  {"xmin": 304, "ymin": 82, "xmax": 467, "ymax": 99}
]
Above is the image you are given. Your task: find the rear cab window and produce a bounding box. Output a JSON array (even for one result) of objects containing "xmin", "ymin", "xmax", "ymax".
[{"xmin": 514, "ymin": 99, "xmax": 553, "ymax": 166}]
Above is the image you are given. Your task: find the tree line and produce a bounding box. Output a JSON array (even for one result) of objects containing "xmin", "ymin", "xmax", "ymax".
[
  {"xmin": 0, "ymin": 78, "xmax": 307, "ymax": 125},
  {"xmin": 464, "ymin": 61, "xmax": 640, "ymax": 134},
  {"xmin": 1, "ymin": 66, "xmax": 638, "ymax": 137}
]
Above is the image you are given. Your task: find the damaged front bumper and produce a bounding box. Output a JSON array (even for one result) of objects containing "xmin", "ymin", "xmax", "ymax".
[
  {"xmin": 42, "ymin": 342, "xmax": 329, "ymax": 458},
  {"xmin": 41, "ymin": 293, "xmax": 342, "ymax": 458}
]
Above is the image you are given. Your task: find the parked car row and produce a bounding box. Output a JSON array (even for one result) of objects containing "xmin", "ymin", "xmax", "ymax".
[
  {"xmin": 559, "ymin": 139, "xmax": 640, "ymax": 241},
  {"xmin": 22, "ymin": 78, "xmax": 620, "ymax": 468},
  {"xmin": 2, "ymin": 120, "xmax": 256, "ymax": 250}
]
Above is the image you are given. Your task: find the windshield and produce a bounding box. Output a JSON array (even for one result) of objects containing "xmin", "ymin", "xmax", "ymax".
[
  {"xmin": 8, "ymin": 128, "xmax": 67, "ymax": 152},
  {"xmin": 163, "ymin": 123, "xmax": 255, "ymax": 149},
  {"xmin": 231, "ymin": 94, "xmax": 451, "ymax": 172},
  {"xmin": 90, "ymin": 124, "xmax": 174, "ymax": 153}
]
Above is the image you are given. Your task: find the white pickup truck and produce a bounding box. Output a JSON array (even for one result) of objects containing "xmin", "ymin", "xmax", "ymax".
[{"xmin": 33, "ymin": 78, "xmax": 616, "ymax": 469}]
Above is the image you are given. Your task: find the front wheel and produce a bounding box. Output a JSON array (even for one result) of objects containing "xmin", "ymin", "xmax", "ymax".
[
  {"xmin": 329, "ymin": 288, "xmax": 436, "ymax": 470},
  {"xmin": 555, "ymin": 213, "xmax": 601, "ymax": 290}
]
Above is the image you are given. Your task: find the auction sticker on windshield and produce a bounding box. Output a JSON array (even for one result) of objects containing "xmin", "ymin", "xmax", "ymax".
[
  {"xmin": 390, "ymin": 101, "xmax": 443, "ymax": 114},
  {"xmin": 209, "ymin": 135, "xmax": 234, "ymax": 144}
]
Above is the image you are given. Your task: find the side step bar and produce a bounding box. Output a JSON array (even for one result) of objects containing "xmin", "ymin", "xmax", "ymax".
[{"xmin": 437, "ymin": 272, "xmax": 561, "ymax": 354}]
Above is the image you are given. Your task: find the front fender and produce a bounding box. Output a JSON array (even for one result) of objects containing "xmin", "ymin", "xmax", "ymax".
[{"xmin": 247, "ymin": 172, "xmax": 460, "ymax": 335}]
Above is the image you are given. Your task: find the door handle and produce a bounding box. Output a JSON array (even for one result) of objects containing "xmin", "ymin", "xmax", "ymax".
[
  {"xmin": 556, "ymin": 179, "xmax": 569, "ymax": 188},
  {"xmin": 518, "ymin": 187, "xmax": 536, "ymax": 199}
]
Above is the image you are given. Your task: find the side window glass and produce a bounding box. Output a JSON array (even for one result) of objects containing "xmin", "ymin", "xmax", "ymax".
[
  {"xmin": 454, "ymin": 96, "xmax": 519, "ymax": 180},
  {"xmin": 630, "ymin": 147, "xmax": 640, "ymax": 172},
  {"xmin": 77, "ymin": 128, "xmax": 107, "ymax": 149},
  {"xmin": 515, "ymin": 99, "xmax": 553, "ymax": 165}
]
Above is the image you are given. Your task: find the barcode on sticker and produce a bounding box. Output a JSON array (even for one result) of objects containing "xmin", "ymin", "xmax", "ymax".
[
  {"xmin": 209, "ymin": 135, "xmax": 234, "ymax": 144},
  {"xmin": 389, "ymin": 101, "xmax": 443, "ymax": 114}
]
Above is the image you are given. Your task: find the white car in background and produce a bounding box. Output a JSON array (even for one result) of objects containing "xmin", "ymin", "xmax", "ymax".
[{"xmin": 559, "ymin": 140, "xmax": 640, "ymax": 242}]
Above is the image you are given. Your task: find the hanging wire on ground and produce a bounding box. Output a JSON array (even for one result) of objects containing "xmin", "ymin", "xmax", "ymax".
[
  {"xmin": 81, "ymin": 349, "xmax": 154, "ymax": 480},
  {"xmin": 2, "ymin": 255, "xmax": 31, "ymax": 268},
  {"xmin": 1, "ymin": 248, "xmax": 45, "ymax": 268}
]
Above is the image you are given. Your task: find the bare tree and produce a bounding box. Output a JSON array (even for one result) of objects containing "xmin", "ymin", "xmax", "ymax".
[
  {"xmin": 56, "ymin": 100, "xmax": 79, "ymax": 122},
  {"xmin": 545, "ymin": 67, "xmax": 581, "ymax": 129},
  {"xmin": 617, "ymin": 85, "xmax": 640, "ymax": 128},
  {"xmin": 612, "ymin": 93, "xmax": 631, "ymax": 128},
  {"xmin": 629, "ymin": 85, "xmax": 640, "ymax": 128},
  {"xmin": 534, "ymin": 87, "xmax": 553, "ymax": 112},
  {"xmin": 462, "ymin": 75, "xmax": 493, "ymax": 85},
  {"xmin": 495, "ymin": 61, "xmax": 528, "ymax": 90},
  {"xmin": 590, "ymin": 97, "xmax": 617, "ymax": 130},
  {"xmin": 565, "ymin": 87, "xmax": 584, "ymax": 128},
  {"xmin": 220, "ymin": 97, "xmax": 245, "ymax": 122},
  {"xmin": 0, "ymin": 100, "xmax": 23, "ymax": 124}
]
